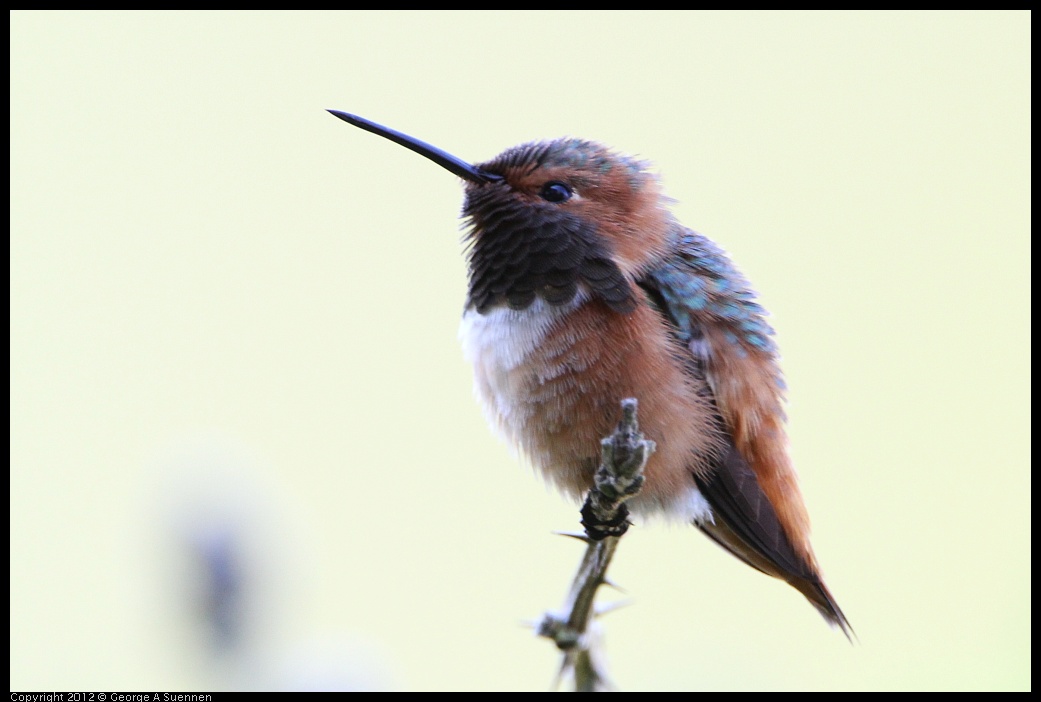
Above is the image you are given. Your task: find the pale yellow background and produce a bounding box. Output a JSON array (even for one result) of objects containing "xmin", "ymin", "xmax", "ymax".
[{"xmin": 11, "ymin": 11, "xmax": 1029, "ymax": 691}]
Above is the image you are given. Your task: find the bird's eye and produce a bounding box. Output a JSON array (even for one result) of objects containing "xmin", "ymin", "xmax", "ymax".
[{"xmin": 538, "ymin": 181, "xmax": 573, "ymax": 203}]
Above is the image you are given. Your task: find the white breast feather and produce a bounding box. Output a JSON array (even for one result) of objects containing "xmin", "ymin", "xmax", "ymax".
[{"xmin": 458, "ymin": 295, "xmax": 584, "ymax": 436}]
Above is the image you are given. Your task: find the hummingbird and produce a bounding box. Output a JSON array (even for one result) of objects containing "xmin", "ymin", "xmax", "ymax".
[{"xmin": 328, "ymin": 110, "xmax": 852, "ymax": 638}]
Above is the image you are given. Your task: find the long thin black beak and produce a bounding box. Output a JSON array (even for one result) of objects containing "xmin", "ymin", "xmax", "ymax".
[{"xmin": 328, "ymin": 110, "xmax": 503, "ymax": 184}]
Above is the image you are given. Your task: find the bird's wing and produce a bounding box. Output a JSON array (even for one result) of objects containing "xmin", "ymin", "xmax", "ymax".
[{"xmin": 639, "ymin": 231, "xmax": 851, "ymax": 636}]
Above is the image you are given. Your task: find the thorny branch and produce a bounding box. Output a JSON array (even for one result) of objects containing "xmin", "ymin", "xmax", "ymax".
[{"xmin": 536, "ymin": 398, "xmax": 655, "ymax": 692}]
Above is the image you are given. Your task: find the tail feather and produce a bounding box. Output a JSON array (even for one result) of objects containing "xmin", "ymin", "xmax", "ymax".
[{"xmin": 693, "ymin": 443, "xmax": 853, "ymax": 640}]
